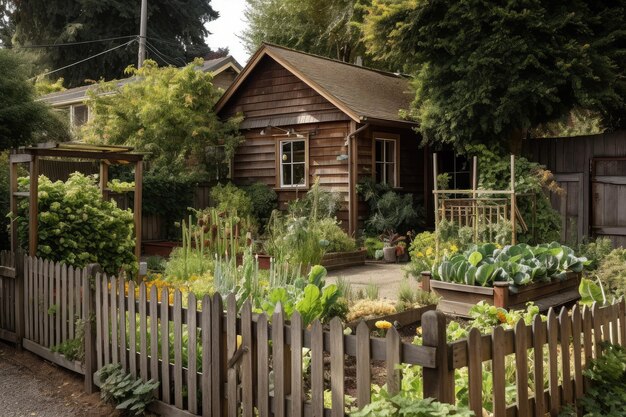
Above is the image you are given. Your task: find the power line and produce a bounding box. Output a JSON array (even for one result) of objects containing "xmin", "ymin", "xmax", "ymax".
[
  {"xmin": 29, "ymin": 39, "xmax": 137, "ymax": 80},
  {"xmin": 14, "ymin": 35, "xmax": 138, "ymax": 49},
  {"xmin": 145, "ymin": 41, "xmax": 187, "ymax": 66},
  {"xmin": 146, "ymin": 35, "xmax": 181, "ymax": 47},
  {"xmin": 144, "ymin": 42, "xmax": 176, "ymax": 66}
]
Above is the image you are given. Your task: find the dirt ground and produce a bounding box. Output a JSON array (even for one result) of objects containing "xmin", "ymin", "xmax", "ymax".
[
  {"xmin": 326, "ymin": 262, "xmax": 419, "ymax": 300},
  {"xmin": 0, "ymin": 341, "xmax": 118, "ymax": 417}
]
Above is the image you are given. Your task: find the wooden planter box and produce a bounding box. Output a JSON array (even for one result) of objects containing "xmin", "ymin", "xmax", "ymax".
[
  {"xmin": 346, "ymin": 304, "xmax": 436, "ymax": 330},
  {"xmin": 421, "ymin": 271, "xmax": 581, "ymax": 317},
  {"xmin": 321, "ymin": 249, "xmax": 367, "ymax": 271},
  {"xmin": 142, "ymin": 241, "xmax": 180, "ymax": 257}
]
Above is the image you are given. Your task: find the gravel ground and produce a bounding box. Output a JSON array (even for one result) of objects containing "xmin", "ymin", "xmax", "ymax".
[
  {"xmin": 0, "ymin": 341, "xmax": 118, "ymax": 417},
  {"xmin": 326, "ymin": 262, "xmax": 419, "ymax": 300}
]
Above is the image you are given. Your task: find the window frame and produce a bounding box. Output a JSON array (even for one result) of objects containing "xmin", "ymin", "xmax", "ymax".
[
  {"xmin": 372, "ymin": 132, "xmax": 400, "ymax": 188},
  {"xmin": 69, "ymin": 104, "xmax": 90, "ymax": 127},
  {"xmin": 276, "ymin": 136, "xmax": 309, "ymax": 189}
]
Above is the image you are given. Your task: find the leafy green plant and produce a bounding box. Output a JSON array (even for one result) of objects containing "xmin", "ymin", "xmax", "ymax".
[
  {"xmin": 51, "ymin": 319, "xmax": 85, "ymax": 362},
  {"xmin": 13, "ymin": 173, "xmax": 136, "ymax": 275},
  {"xmin": 210, "ymin": 182, "xmax": 254, "ymax": 218},
  {"xmin": 594, "ymin": 248, "xmax": 626, "ymax": 299},
  {"xmin": 577, "ymin": 237, "xmax": 613, "ymax": 270},
  {"xmin": 365, "ymin": 282, "xmax": 379, "ymax": 300},
  {"xmin": 432, "ymin": 242, "xmax": 588, "ymax": 287},
  {"xmin": 242, "ymin": 182, "xmax": 277, "ymax": 229},
  {"xmin": 350, "ymin": 392, "xmax": 472, "ymax": 417},
  {"xmin": 146, "ymin": 256, "xmax": 166, "ymax": 273},
  {"xmin": 579, "ymin": 277, "xmax": 607, "ymax": 306},
  {"xmin": 364, "ymin": 237, "xmax": 384, "ymax": 259},
  {"xmin": 317, "ymin": 218, "xmax": 356, "ymax": 252},
  {"xmin": 96, "ymin": 363, "xmax": 159, "ymax": 416}
]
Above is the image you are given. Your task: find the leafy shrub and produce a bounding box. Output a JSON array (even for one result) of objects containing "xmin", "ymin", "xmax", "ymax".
[
  {"xmin": 0, "ymin": 152, "xmax": 9, "ymax": 250},
  {"xmin": 357, "ymin": 178, "xmax": 422, "ymax": 234},
  {"xmin": 351, "ymin": 393, "xmax": 472, "ymax": 417},
  {"xmin": 406, "ymin": 231, "xmax": 460, "ymax": 279},
  {"xmin": 563, "ymin": 342, "xmax": 626, "ymax": 416},
  {"xmin": 578, "ymin": 236, "xmax": 613, "ymax": 270},
  {"xmin": 364, "ymin": 237, "xmax": 384, "ymax": 259},
  {"xmin": 14, "ymin": 173, "xmax": 136, "ymax": 275},
  {"xmin": 96, "ymin": 363, "xmax": 159, "ymax": 416},
  {"xmin": 317, "ymin": 218, "xmax": 356, "ymax": 253},
  {"xmin": 210, "ymin": 182, "xmax": 253, "ymax": 218},
  {"xmin": 242, "ymin": 182, "xmax": 277, "ymax": 228},
  {"xmin": 432, "ymin": 242, "xmax": 588, "ymax": 287},
  {"xmin": 145, "ymin": 256, "xmax": 166, "ymax": 273},
  {"xmin": 595, "ymin": 248, "xmax": 626, "ymax": 299}
]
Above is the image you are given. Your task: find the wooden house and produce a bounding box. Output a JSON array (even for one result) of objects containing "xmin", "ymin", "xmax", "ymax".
[{"xmin": 216, "ymin": 44, "xmax": 430, "ymax": 235}]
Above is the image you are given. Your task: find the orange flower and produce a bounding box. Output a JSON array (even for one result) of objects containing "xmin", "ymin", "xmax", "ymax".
[{"xmin": 497, "ymin": 310, "xmax": 508, "ymax": 324}]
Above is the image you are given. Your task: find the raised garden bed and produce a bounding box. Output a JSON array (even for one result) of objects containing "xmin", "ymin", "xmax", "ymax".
[
  {"xmin": 142, "ymin": 240, "xmax": 179, "ymax": 257},
  {"xmin": 321, "ymin": 249, "xmax": 367, "ymax": 271},
  {"xmin": 346, "ymin": 304, "xmax": 436, "ymax": 330},
  {"xmin": 421, "ymin": 271, "xmax": 581, "ymax": 317}
]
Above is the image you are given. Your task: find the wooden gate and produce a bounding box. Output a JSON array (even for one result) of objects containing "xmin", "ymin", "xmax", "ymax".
[
  {"xmin": 552, "ymin": 173, "xmax": 585, "ymax": 245},
  {"xmin": 591, "ymin": 158, "xmax": 626, "ymax": 247}
]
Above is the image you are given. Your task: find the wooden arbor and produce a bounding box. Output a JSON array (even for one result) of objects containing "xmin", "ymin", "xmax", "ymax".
[{"xmin": 9, "ymin": 142, "xmax": 144, "ymax": 260}]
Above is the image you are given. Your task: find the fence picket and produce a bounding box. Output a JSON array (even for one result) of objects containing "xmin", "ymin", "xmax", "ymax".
[
  {"xmin": 610, "ymin": 303, "xmax": 619, "ymax": 345},
  {"xmin": 356, "ymin": 321, "xmax": 371, "ymax": 409},
  {"xmin": 201, "ymin": 295, "xmax": 212, "ymax": 417},
  {"xmin": 68, "ymin": 266, "xmax": 75, "ymax": 340},
  {"xmin": 211, "ymin": 294, "xmax": 223, "ymax": 417},
  {"xmin": 547, "ymin": 308, "xmax": 559, "ymax": 415},
  {"xmin": 492, "ymin": 325, "xmax": 506, "ymax": 417},
  {"xmin": 128, "ymin": 280, "xmax": 137, "ymax": 378},
  {"xmin": 559, "ymin": 308, "xmax": 572, "ymax": 406},
  {"xmin": 330, "ymin": 317, "xmax": 345, "ymax": 417},
  {"xmin": 241, "ymin": 300, "xmax": 253, "ymax": 417},
  {"xmin": 591, "ymin": 303, "xmax": 602, "ymax": 357},
  {"xmin": 257, "ymin": 313, "xmax": 270, "ymax": 417},
  {"xmin": 570, "ymin": 305, "xmax": 583, "ymax": 400},
  {"xmin": 74, "ymin": 268, "xmax": 81, "ymax": 339},
  {"xmin": 102, "ymin": 275, "xmax": 110, "ymax": 366},
  {"xmin": 41, "ymin": 258, "xmax": 47, "ymax": 347},
  {"xmin": 620, "ymin": 299, "xmax": 626, "ymax": 347},
  {"xmin": 149, "ymin": 285, "xmax": 158, "ymax": 382},
  {"xmin": 467, "ymin": 328, "xmax": 483, "ymax": 417},
  {"xmin": 61, "ymin": 263, "xmax": 67, "ymax": 343},
  {"xmin": 160, "ymin": 287, "xmax": 170, "ymax": 403},
  {"xmin": 110, "ymin": 276, "xmax": 118, "ymax": 365},
  {"xmin": 96, "ymin": 273, "xmax": 103, "ymax": 370},
  {"xmin": 55, "ymin": 260, "xmax": 61, "ymax": 346},
  {"xmin": 139, "ymin": 283, "xmax": 148, "ymax": 381},
  {"xmin": 514, "ymin": 319, "xmax": 530, "ymax": 417},
  {"xmin": 188, "ymin": 293, "xmax": 198, "ymax": 414},
  {"xmin": 272, "ymin": 304, "xmax": 286, "ymax": 417},
  {"xmin": 532, "ymin": 314, "xmax": 546, "ymax": 416},
  {"xmin": 226, "ymin": 294, "xmax": 237, "ymax": 417},
  {"xmin": 119, "ymin": 278, "xmax": 128, "ymax": 372},
  {"xmin": 173, "ymin": 290, "xmax": 183, "ymax": 409},
  {"xmin": 386, "ymin": 326, "xmax": 401, "ymax": 395},
  {"xmin": 290, "ymin": 311, "xmax": 303, "ymax": 417}
]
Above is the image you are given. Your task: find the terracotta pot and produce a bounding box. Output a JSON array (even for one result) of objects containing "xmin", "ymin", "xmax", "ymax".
[{"xmin": 383, "ymin": 246, "xmax": 396, "ymax": 263}]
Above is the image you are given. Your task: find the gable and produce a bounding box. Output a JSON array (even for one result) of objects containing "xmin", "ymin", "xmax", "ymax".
[{"xmin": 218, "ymin": 56, "xmax": 350, "ymax": 129}]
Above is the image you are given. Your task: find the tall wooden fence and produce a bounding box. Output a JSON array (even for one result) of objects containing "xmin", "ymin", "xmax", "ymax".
[{"xmin": 0, "ymin": 253, "xmax": 625, "ymax": 416}]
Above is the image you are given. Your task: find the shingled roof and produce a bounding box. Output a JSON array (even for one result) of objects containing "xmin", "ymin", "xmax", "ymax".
[
  {"xmin": 40, "ymin": 55, "xmax": 242, "ymax": 107},
  {"xmin": 215, "ymin": 43, "xmax": 415, "ymax": 125}
]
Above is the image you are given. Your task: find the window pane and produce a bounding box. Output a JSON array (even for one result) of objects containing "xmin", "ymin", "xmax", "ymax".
[
  {"xmin": 385, "ymin": 141, "xmax": 395, "ymax": 163},
  {"xmin": 293, "ymin": 163, "xmax": 305, "ymax": 185},
  {"xmin": 73, "ymin": 105, "xmax": 88, "ymax": 126},
  {"xmin": 282, "ymin": 164, "xmax": 292, "ymax": 186},
  {"xmin": 293, "ymin": 140, "xmax": 305, "ymax": 163},
  {"xmin": 375, "ymin": 140, "xmax": 383, "ymax": 163},
  {"xmin": 386, "ymin": 163, "xmax": 396, "ymax": 187},
  {"xmin": 375, "ymin": 162, "xmax": 384, "ymax": 183},
  {"xmin": 281, "ymin": 141, "xmax": 292, "ymax": 163}
]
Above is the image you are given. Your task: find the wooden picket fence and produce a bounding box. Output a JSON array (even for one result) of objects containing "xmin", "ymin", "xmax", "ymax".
[{"xmin": 0, "ymin": 253, "xmax": 625, "ymax": 416}]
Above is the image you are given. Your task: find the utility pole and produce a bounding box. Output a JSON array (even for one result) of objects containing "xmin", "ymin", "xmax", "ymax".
[{"xmin": 138, "ymin": 0, "xmax": 147, "ymax": 68}]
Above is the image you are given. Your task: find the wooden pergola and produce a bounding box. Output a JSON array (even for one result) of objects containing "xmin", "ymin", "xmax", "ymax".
[{"xmin": 9, "ymin": 142, "xmax": 144, "ymax": 260}]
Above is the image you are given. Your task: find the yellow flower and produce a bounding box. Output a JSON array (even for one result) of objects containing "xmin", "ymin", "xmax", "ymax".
[
  {"xmin": 426, "ymin": 247, "xmax": 434, "ymax": 256},
  {"xmin": 495, "ymin": 243, "xmax": 502, "ymax": 249},
  {"xmin": 449, "ymin": 244, "xmax": 458, "ymax": 252},
  {"xmin": 375, "ymin": 320, "xmax": 392, "ymax": 330},
  {"xmin": 416, "ymin": 251, "xmax": 424, "ymax": 258}
]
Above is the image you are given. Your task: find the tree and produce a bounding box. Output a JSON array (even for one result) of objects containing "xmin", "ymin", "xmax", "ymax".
[
  {"xmin": 242, "ymin": 0, "xmax": 379, "ymax": 66},
  {"xmin": 0, "ymin": 49, "xmax": 69, "ymax": 151},
  {"xmin": 363, "ymin": 0, "xmax": 626, "ymax": 153},
  {"xmin": 4, "ymin": 0, "xmax": 221, "ymax": 87},
  {"xmin": 82, "ymin": 59, "xmax": 243, "ymax": 177}
]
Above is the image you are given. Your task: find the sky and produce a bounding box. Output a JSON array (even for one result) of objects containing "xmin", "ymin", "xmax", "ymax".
[{"xmin": 205, "ymin": 0, "xmax": 251, "ymax": 66}]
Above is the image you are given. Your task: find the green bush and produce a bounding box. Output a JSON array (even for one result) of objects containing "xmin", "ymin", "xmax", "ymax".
[
  {"xmin": 317, "ymin": 218, "xmax": 356, "ymax": 253},
  {"xmin": 357, "ymin": 177, "xmax": 422, "ymax": 234},
  {"xmin": 351, "ymin": 393, "xmax": 472, "ymax": 417},
  {"xmin": 14, "ymin": 173, "xmax": 136, "ymax": 275},
  {"xmin": 0, "ymin": 152, "xmax": 9, "ymax": 250},
  {"xmin": 595, "ymin": 248, "xmax": 626, "ymax": 299},
  {"xmin": 210, "ymin": 182, "xmax": 253, "ymax": 218},
  {"xmin": 96, "ymin": 363, "xmax": 159, "ymax": 416},
  {"xmin": 242, "ymin": 182, "xmax": 277, "ymax": 228},
  {"xmin": 364, "ymin": 237, "xmax": 384, "ymax": 259},
  {"xmin": 578, "ymin": 236, "xmax": 613, "ymax": 270}
]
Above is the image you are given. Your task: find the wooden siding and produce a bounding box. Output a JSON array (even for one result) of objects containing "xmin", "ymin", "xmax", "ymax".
[
  {"xmin": 524, "ymin": 130, "xmax": 626, "ymax": 246},
  {"xmin": 220, "ymin": 55, "xmax": 348, "ymax": 126},
  {"xmin": 233, "ymin": 121, "xmax": 352, "ymax": 225}
]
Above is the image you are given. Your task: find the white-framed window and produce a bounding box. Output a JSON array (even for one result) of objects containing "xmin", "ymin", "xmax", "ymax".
[
  {"xmin": 70, "ymin": 104, "xmax": 89, "ymax": 127},
  {"xmin": 375, "ymin": 137, "xmax": 397, "ymax": 187},
  {"xmin": 279, "ymin": 139, "xmax": 306, "ymax": 188}
]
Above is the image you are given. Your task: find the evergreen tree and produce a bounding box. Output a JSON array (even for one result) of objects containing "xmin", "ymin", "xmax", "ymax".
[
  {"xmin": 3, "ymin": 0, "xmax": 220, "ymax": 87},
  {"xmin": 363, "ymin": 0, "xmax": 626, "ymax": 152}
]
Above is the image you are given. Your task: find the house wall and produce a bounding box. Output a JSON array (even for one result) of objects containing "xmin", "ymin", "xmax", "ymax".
[{"xmin": 213, "ymin": 68, "xmax": 239, "ymax": 90}]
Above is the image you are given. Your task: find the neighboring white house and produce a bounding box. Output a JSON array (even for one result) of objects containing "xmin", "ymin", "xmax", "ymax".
[{"xmin": 39, "ymin": 55, "xmax": 243, "ymax": 128}]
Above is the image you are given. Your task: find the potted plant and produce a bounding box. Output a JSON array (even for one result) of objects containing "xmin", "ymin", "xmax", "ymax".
[
  {"xmin": 396, "ymin": 241, "xmax": 408, "ymax": 262},
  {"xmin": 380, "ymin": 231, "xmax": 406, "ymax": 263}
]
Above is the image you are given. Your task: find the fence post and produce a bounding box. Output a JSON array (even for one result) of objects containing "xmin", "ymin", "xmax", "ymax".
[
  {"xmin": 493, "ymin": 282, "xmax": 509, "ymax": 308},
  {"xmin": 14, "ymin": 251, "xmax": 25, "ymax": 349},
  {"xmin": 83, "ymin": 263, "xmax": 100, "ymax": 394},
  {"xmin": 422, "ymin": 310, "xmax": 455, "ymax": 403},
  {"xmin": 421, "ymin": 271, "xmax": 431, "ymax": 292}
]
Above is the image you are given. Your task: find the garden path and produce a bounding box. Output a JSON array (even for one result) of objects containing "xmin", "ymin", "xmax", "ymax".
[
  {"xmin": 326, "ymin": 262, "xmax": 417, "ymax": 300},
  {"xmin": 0, "ymin": 341, "xmax": 118, "ymax": 417}
]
